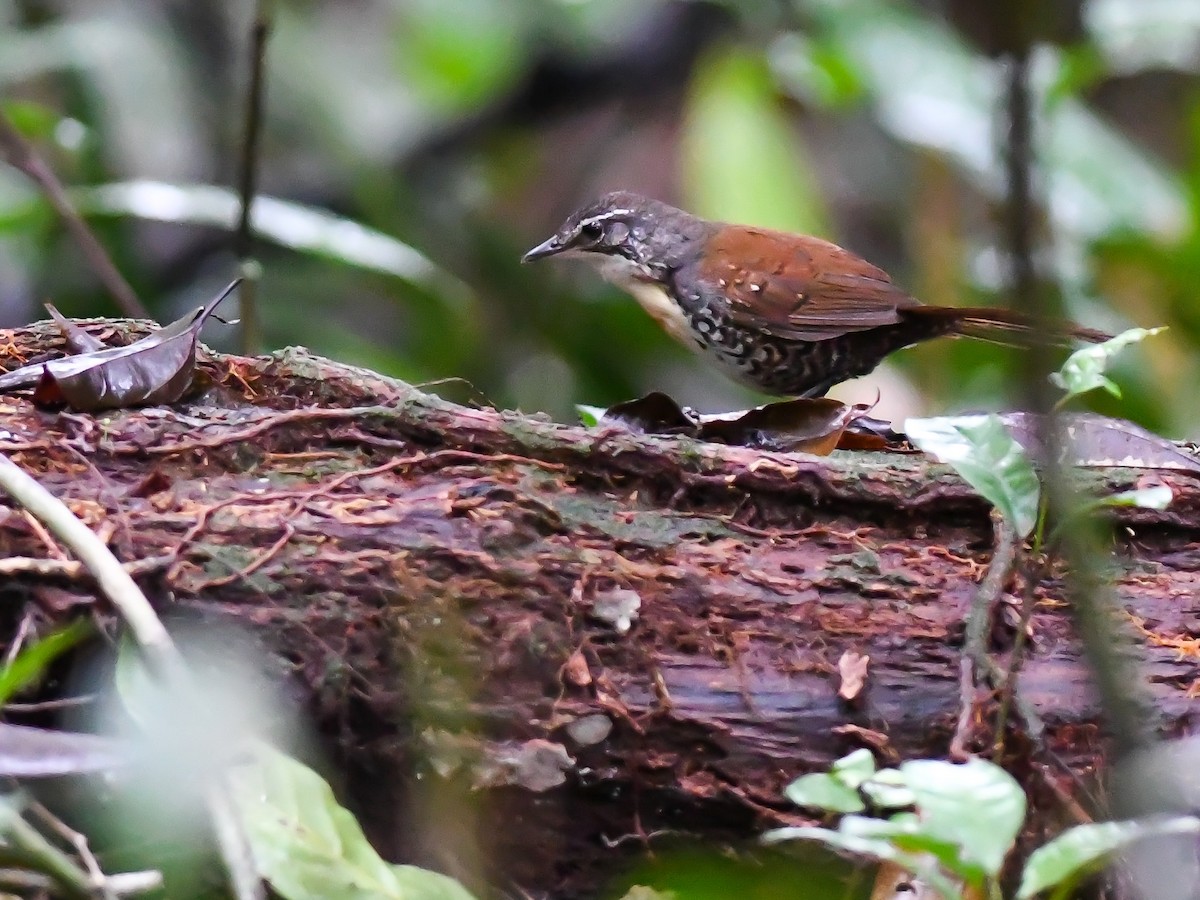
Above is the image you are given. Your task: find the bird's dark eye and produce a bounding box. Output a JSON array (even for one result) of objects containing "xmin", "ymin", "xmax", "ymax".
[{"xmin": 578, "ymin": 222, "xmax": 604, "ymax": 244}]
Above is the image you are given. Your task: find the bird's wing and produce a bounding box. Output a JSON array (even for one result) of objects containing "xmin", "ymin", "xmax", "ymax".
[{"xmin": 698, "ymin": 227, "xmax": 921, "ymax": 341}]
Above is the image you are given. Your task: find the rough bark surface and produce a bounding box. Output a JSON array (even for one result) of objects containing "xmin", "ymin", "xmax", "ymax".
[{"xmin": 0, "ymin": 319, "xmax": 1197, "ymax": 899}]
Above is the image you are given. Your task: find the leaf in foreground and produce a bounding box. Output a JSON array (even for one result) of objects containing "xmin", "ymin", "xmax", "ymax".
[
  {"xmin": 905, "ymin": 415, "xmax": 1041, "ymax": 537},
  {"xmin": 1017, "ymin": 816, "xmax": 1200, "ymax": 898},
  {"xmin": 1050, "ymin": 326, "xmax": 1166, "ymax": 403},
  {"xmin": 900, "ymin": 758, "xmax": 1026, "ymax": 878},
  {"xmin": 761, "ymin": 825, "xmax": 960, "ymax": 900},
  {"xmin": 784, "ymin": 773, "xmax": 865, "ymax": 813},
  {"xmin": 230, "ymin": 741, "xmax": 477, "ymax": 900},
  {"xmin": 0, "ymin": 280, "xmax": 238, "ymax": 411},
  {"xmin": 0, "ymin": 619, "xmax": 90, "ymax": 706}
]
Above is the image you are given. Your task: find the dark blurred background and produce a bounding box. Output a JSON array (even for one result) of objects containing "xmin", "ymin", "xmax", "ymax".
[{"xmin": 1, "ymin": 0, "xmax": 1197, "ymax": 431}]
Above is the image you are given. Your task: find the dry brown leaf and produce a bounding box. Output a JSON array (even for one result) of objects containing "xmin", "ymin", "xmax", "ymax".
[{"xmin": 837, "ymin": 650, "xmax": 871, "ymax": 701}]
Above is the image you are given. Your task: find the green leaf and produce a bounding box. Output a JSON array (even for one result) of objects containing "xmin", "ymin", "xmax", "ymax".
[
  {"xmin": 900, "ymin": 759, "xmax": 1026, "ymax": 878},
  {"xmin": 682, "ymin": 47, "xmax": 827, "ymax": 234},
  {"xmin": 830, "ymin": 748, "xmax": 877, "ymax": 789},
  {"xmin": 1099, "ymin": 485, "xmax": 1173, "ymax": 510},
  {"xmin": 76, "ymin": 181, "xmax": 470, "ymax": 302},
  {"xmin": 1, "ymin": 99, "xmax": 63, "ymax": 141},
  {"xmin": 229, "ymin": 741, "xmax": 477, "ymax": 900},
  {"xmin": 790, "ymin": 2, "xmax": 1186, "ymax": 242},
  {"xmin": 1018, "ymin": 816, "xmax": 1200, "ymax": 899},
  {"xmin": 113, "ymin": 634, "xmax": 156, "ymax": 726},
  {"xmin": 784, "ymin": 773, "xmax": 865, "ymax": 814},
  {"xmin": 861, "ymin": 768, "xmax": 915, "ymax": 809},
  {"xmin": 397, "ymin": 0, "xmax": 524, "ymax": 113},
  {"xmin": 0, "ymin": 620, "xmax": 90, "ymax": 707},
  {"xmin": 904, "ymin": 415, "xmax": 1041, "ymax": 537},
  {"xmin": 1050, "ymin": 327, "xmax": 1167, "ymax": 403},
  {"xmin": 576, "ymin": 405, "xmax": 606, "ymax": 428},
  {"xmin": 761, "ymin": 825, "xmax": 960, "ymax": 900},
  {"xmin": 838, "ymin": 815, "xmax": 981, "ymax": 883}
]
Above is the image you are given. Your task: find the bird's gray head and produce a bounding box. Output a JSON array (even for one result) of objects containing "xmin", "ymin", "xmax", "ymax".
[{"xmin": 522, "ymin": 191, "xmax": 713, "ymax": 280}]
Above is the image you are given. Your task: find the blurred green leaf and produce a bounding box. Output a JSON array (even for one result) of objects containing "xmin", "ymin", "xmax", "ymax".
[
  {"xmin": 77, "ymin": 180, "xmax": 471, "ymax": 303},
  {"xmin": 860, "ymin": 769, "xmax": 915, "ymax": 809},
  {"xmin": 1086, "ymin": 0, "xmax": 1200, "ymax": 74},
  {"xmin": 900, "ymin": 758, "xmax": 1025, "ymax": 878},
  {"xmin": 576, "ymin": 405, "xmax": 606, "ymax": 427},
  {"xmin": 1017, "ymin": 816, "xmax": 1200, "ymax": 899},
  {"xmin": 790, "ymin": 0, "xmax": 1187, "ymax": 241},
  {"xmin": 0, "ymin": 619, "xmax": 90, "ymax": 707},
  {"xmin": 838, "ymin": 814, "xmax": 981, "ymax": 883},
  {"xmin": 830, "ymin": 748, "xmax": 876, "ymax": 788},
  {"xmin": 784, "ymin": 773, "xmax": 865, "ymax": 814},
  {"xmin": 767, "ymin": 34, "xmax": 865, "ymax": 108},
  {"xmin": 615, "ymin": 888, "xmax": 676, "ymax": 900},
  {"xmin": 113, "ymin": 633, "xmax": 163, "ymax": 729},
  {"xmin": 905, "ymin": 415, "xmax": 1041, "ymax": 537},
  {"xmin": 0, "ymin": 100, "xmax": 62, "ymax": 142},
  {"xmin": 397, "ymin": 0, "xmax": 524, "ymax": 112},
  {"xmin": 762, "ymin": 824, "xmax": 960, "ymax": 900},
  {"xmin": 231, "ymin": 741, "xmax": 477, "ymax": 900},
  {"xmin": 1050, "ymin": 326, "xmax": 1167, "ymax": 403},
  {"xmin": 1101, "ymin": 484, "xmax": 1172, "ymax": 510},
  {"xmin": 682, "ymin": 46, "xmax": 827, "ymax": 233}
]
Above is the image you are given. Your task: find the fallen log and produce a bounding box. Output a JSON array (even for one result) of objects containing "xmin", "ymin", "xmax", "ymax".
[{"xmin": 0, "ymin": 319, "xmax": 1196, "ymax": 898}]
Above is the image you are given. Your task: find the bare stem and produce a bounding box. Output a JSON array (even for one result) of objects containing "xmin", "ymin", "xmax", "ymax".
[
  {"xmin": 1002, "ymin": 36, "xmax": 1152, "ymax": 763},
  {"xmin": 0, "ymin": 110, "xmax": 147, "ymax": 318},
  {"xmin": 235, "ymin": 0, "xmax": 274, "ymax": 355}
]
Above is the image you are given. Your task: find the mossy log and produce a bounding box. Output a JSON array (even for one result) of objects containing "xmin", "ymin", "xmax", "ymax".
[{"xmin": 0, "ymin": 319, "xmax": 1196, "ymax": 898}]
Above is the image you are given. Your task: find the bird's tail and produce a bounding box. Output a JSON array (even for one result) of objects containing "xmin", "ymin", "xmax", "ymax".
[{"xmin": 914, "ymin": 306, "xmax": 1110, "ymax": 347}]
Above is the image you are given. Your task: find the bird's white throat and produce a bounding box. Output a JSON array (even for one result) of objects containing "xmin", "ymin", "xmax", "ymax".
[{"xmin": 590, "ymin": 254, "xmax": 696, "ymax": 349}]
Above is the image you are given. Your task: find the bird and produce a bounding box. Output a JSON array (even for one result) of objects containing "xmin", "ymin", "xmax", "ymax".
[{"xmin": 522, "ymin": 191, "xmax": 1109, "ymax": 398}]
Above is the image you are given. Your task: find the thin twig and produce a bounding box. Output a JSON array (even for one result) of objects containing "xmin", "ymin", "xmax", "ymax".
[
  {"xmin": 955, "ymin": 513, "xmax": 1019, "ymax": 757},
  {"xmin": 949, "ymin": 656, "xmax": 977, "ymax": 761},
  {"xmin": 27, "ymin": 799, "xmax": 115, "ymax": 899},
  {"xmin": 963, "ymin": 513, "xmax": 1019, "ymax": 673},
  {"xmin": 993, "ymin": 552, "xmax": 1047, "ymax": 755},
  {"xmin": 234, "ymin": 0, "xmax": 274, "ymax": 355},
  {"xmin": 0, "ymin": 554, "xmax": 171, "ymax": 579},
  {"xmin": 1003, "ymin": 24, "xmax": 1153, "ymax": 764},
  {"xmin": 1, "ymin": 807, "xmax": 95, "ymax": 900},
  {"xmin": 3, "ymin": 609, "xmax": 33, "ymax": 669},
  {"xmin": 0, "ymin": 110, "xmax": 147, "ymax": 318}
]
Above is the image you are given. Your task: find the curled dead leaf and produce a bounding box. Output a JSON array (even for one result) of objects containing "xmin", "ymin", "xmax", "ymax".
[
  {"xmin": 0, "ymin": 280, "xmax": 239, "ymax": 411},
  {"xmin": 837, "ymin": 650, "xmax": 870, "ymax": 702},
  {"xmin": 562, "ymin": 649, "xmax": 592, "ymax": 687},
  {"xmin": 589, "ymin": 391, "xmax": 884, "ymax": 455}
]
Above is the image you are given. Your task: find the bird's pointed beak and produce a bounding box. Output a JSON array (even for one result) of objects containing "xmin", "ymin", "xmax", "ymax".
[{"xmin": 522, "ymin": 235, "xmax": 565, "ymax": 263}]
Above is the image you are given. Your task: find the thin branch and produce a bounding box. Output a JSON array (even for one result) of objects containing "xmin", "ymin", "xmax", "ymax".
[
  {"xmin": 953, "ymin": 513, "xmax": 1019, "ymax": 758},
  {"xmin": 1, "ymin": 807, "xmax": 95, "ymax": 900},
  {"xmin": 963, "ymin": 513, "xmax": 1019, "ymax": 674},
  {"xmin": 1002, "ymin": 30, "xmax": 1153, "ymax": 764},
  {"xmin": 27, "ymin": 798, "xmax": 116, "ymax": 900},
  {"xmin": 993, "ymin": 551, "xmax": 1045, "ymax": 755},
  {"xmin": 0, "ymin": 110, "xmax": 147, "ymax": 319},
  {"xmin": 234, "ymin": 0, "xmax": 274, "ymax": 355}
]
